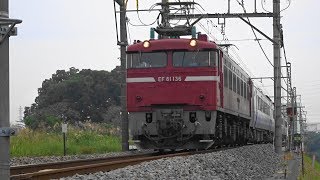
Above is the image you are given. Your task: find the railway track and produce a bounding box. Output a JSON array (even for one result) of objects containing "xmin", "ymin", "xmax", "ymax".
[
  {"xmin": 10, "ymin": 147, "xmax": 237, "ymax": 180},
  {"xmin": 10, "ymin": 151, "xmax": 192, "ymax": 180}
]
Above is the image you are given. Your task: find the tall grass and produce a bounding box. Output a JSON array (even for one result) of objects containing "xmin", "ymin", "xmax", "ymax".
[
  {"xmin": 10, "ymin": 123, "xmax": 121, "ymax": 157},
  {"xmin": 299, "ymin": 154, "xmax": 320, "ymax": 180}
]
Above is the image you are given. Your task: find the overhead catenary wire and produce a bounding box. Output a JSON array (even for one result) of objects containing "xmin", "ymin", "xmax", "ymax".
[
  {"xmin": 236, "ymin": 0, "xmax": 273, "ymax": 67},
  {"xmin": 191, "ymin": 2, "xmax": 255, "ymax": 78},
  {"xmin": 236, "ymin": 0, "xmax": 291, "ymax": 95},
  {"xmin": 194, "ymin": 12, "xmax": 273, "ymax": 96},
  {"xmin": 188, "ymin": 0, "xmax": 275, "ymax": 97}
]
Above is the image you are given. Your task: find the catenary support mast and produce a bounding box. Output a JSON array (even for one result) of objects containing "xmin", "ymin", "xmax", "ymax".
[
  {"xmin": 273, "ymin": 0, "xmax": 282, "ymax": 154},
  {"xmin": 115, "ymin": 0, "xmax": 129, "ymax": 151},
  {"xmin": 0, "ymin": 1, "xmax": 10, "ymax": 179},
  {"xmin": 119, "ymin": 0, "xmax": 129, "ymax": 151},
  {"xmin": 0, "ymin": 2, "xmax": 21, "ymax": 179}
]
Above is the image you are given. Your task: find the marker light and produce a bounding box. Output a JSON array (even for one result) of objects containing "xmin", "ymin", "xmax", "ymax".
[
  {"xmin": 190, "ymin": 39, "xmax": 197, "ymax": 47},
  {"xmin": 143, "ymin": 41, "xmax": 151, "ymax": 48}
]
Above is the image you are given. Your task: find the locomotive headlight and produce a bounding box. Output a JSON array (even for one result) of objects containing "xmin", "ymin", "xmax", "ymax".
[
  {"xmin": 146, "ymin": 113, "xmax": 152, "ymax": 123},
  {"xmin": 143, "ymin": 40, "xmax": 151, "ymax": 48},
  {"xmin": 189, "ymin": 39, "xmax": 197, "ymax": 47}
]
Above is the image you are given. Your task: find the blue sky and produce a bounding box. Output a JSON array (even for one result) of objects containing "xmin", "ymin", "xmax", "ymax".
[{"xmin": 8, "ymin": 0, "xmax": 320, "ymax": 124}]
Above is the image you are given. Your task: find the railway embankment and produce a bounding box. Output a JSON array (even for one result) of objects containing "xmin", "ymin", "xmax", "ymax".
[{"xmin": 60, "ymin": 144, "xmax": 281, "ymax": 180}]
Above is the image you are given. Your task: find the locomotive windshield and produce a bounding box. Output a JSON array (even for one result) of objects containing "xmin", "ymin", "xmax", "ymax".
[
  {"xmin": 127, "ymin": 52, "xmax": 167, "ymax": 68},
  {"xmin": 173, "ymin": 51, "xmax": 218, "ymax": 67}
]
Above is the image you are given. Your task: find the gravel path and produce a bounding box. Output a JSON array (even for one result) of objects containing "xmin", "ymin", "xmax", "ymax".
[{"xmin": 60, "ymin": 144, "xmax": 282, "ymax": 180}]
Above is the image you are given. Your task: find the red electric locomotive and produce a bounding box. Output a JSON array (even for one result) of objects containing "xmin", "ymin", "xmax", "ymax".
[{"xmin": 127, "ymin": 28, "xmax": 274, "ymax": 150}]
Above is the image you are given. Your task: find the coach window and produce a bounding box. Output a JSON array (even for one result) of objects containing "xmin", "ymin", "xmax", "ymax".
[
  {"xmin": 127, "ymin": 52, "xmax": 167, "ymax": 68},
  {"xmin": 173, "ymin": 50, "xmax": 218, "ymax": 67}
]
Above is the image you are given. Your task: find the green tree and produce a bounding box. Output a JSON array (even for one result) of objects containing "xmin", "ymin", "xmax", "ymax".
[{"xmin": 24, "ymin": 67, "xmax": 121, "ymax": 129}]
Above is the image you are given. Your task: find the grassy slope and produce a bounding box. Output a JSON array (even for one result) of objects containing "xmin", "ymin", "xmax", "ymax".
[{"xmin": 11, "ymin": 128, "xmax": 121, "ymax": 157}]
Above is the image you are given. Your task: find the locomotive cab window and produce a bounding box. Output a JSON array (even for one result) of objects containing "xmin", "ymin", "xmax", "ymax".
[
  {"xmin": 173, "ymin": 50, "xmax": 218, "ymax": 67},
  {"xmin": 127, "ymin": 52, "xmax": 167, "ymax": 68}
]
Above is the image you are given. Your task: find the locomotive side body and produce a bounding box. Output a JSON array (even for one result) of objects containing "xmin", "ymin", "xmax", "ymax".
[{"xmin": 222, "ymin": 54, "xmax": 251, "ymax": 119}]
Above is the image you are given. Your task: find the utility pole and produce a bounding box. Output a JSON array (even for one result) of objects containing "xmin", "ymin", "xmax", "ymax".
[
  {"xmin": 115, "ymin": 0, "xmax": 129, "ymax": 151},
  {"xmin": 1, "ymin": 1, "xmax": 21, "ymax": 179},
  {"xmin": 273, "ymin": 0, "xmax": 282, "ymax": 154},
  {"xmin": 0, "ymin": 1, "xmax": 10, "ymax": 178}
]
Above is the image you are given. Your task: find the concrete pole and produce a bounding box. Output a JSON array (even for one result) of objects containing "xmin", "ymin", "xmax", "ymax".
[
  {"xmin": 273, "ymin": 0, "xmax": 282, "ymax": 154},
  {"xmin": 119, "ymin": 1, "xmax": 129, "ymax": 151},
  {"xmin": 0, "ymin": 0, "xmax": 10, "ymax": 179}
]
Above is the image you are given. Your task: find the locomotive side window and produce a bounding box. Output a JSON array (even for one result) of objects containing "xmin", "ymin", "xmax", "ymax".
[
  {"xmin": 224, "ymin": 66, "xmax": 228, "ymax": 88},
  {"xmin": 173, "ymin": 51, "xmax": 218, "ymax": 67},
  {"xmin": 237, "ymin": 77, "xmax": 240, "ymax": 95},
  {"xmin": 243, "ymin": 83, "xmax": 247, "ymax": 99},
  {"xmin": 240, "ymin": 80, "xmax": 243, "ymax": 97},
  {"xmin": 228, "ymin": 69, "xmax": 232, "ymax": 91},
  {"xmin": 247, "ymin": 84, "xmax": 250, "ymax": 100},
  {"xmin": 127, "ymin": 52, "xmax": 167, "ymax": 68},
  {"xmin": 232, "ymin": 73, "xmax": 236, "ymax": 92}
]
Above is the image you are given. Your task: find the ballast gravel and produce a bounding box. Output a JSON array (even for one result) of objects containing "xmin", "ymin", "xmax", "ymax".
[
  {"xmin": 10, "ymin": 150, "xmax": 147, "ymax": 166},
  {"xmin": 60, "ymin": 144, "xmax": 282, "ymax": 180}
]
